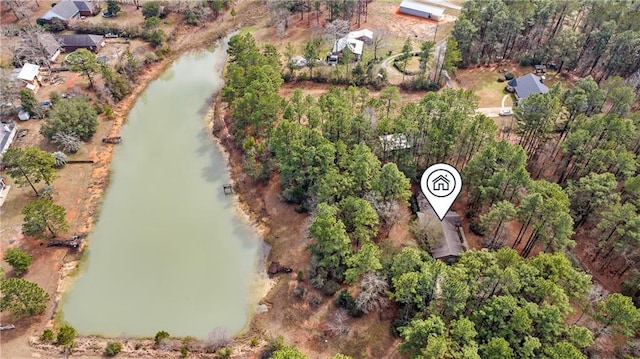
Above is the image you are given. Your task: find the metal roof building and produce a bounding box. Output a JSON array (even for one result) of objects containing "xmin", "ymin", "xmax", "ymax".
[
  {"xmin": 507, "ymin": 73, "xmax": 549, "ymax": 102},
  {"xmin": 399, "ymin": 0, "xmax": 445, "ymax": 21}
]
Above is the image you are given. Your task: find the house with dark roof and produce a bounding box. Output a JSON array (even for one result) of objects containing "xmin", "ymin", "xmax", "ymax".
[
  {"xmin": 58, "ymin": 34, "xmax": 105, "ymax": 53},
  {"xmin": 416, "ymin": 192, "xmax": 468, "ymax": 263},
  {"xmin": 37, "ymin": 0, "xmax": 100, "ymax": 24},
  {"xmin": 506, "ymin": 73, "xmax": 549, "ymax": 103}
]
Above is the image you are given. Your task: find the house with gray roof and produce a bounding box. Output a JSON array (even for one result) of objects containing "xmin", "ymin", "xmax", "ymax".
[
  {"xmin": 416, "ymin": 192, "xmax": 467, "ymax": 263},
  {"xmin": 38, "ymin": 33, "xmax": 62, "ymax": 62},
  {"xmin": 506, "ymin": 73, "xmax": 549, "ymax": 103},
  {"xmin": 37, "ymin": 0, "xmax": 100, "ymax": 24}
]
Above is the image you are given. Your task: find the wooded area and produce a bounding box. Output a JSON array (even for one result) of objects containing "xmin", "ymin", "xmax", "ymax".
[
  {"xmin": 453, "ymin": 0, "xmax": 640, "ymax": 86},
  {"xmin": 222, "ymin": 23, "xmax": 640, "ymax": 357}
]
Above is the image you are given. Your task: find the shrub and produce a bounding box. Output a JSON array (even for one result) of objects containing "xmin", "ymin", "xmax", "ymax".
[
  {"xmin": 310, "ymin": 274, "xmax": 326, "ymax": 289},
  {"xmin": 4, "ymin": 247, "xmax": 32, "ymax": 276},
  {"xmin": 69, "ymin": 22, "xmax": 142, "ymax": 38},
  {"xmin": 49, "ymin": 91, "xmax": 61, "ymax": 105},
  {"xmin": 51, "ymin": 132, "xmax": 82, "ymax": 153},
  {"xmin": 144, "ymin": 52, "xmax": 160, "ymax": 64},
  {"xmin": 104, "ymin": 341, "xmax": 122, "ymax": 357},
  {"xmin": 56, "ymin": 324, "xmax": 76, "ymax": 346},
  {"xmin": 142, "ymin": 1, "xmax": 161, "ymax": 19},
  {"xmin": 336, "ymin": 290, "xmax": 364, "ymax": 317},
  {"xmin": 250, "ymin": 337, "xmax": 260, "ymax": 347},
  {"xmin": 469, "ymin": 221, "xmax": 486, "ymax": 236},
  {"xmin": 41, "ymin": 97, "xmax": 98, "ymax": 142},
  {"xmin": 143, "ymin": 16, "xmax": 161, "ymax": 29},
  {"xmin": 504, "ymin": 72, "xmax": 515, "ymax": 80},
  {"xmin": 154, "ymin": 330, "xmax": 170, "ymax": 345},
  {"xmin": 143, "ymin": 29, "xmax": 165, "ymax": 47},
  {"xmin": 518, "ymin": 55, "xmax": 542, "ymax": 66},
  {"xmin": 309, "ymin": 294, "xmax": 323, "ymax": 308},
  {"xmin": 0, "ymin": 278, "xmax": 49, "ymax": 318},
  {"xmin": 322, "ymin": 279, "xmax": 340, "ymax": 296},
  {"xmin": 180, "ymin": 347, "xmax": 188, "ymax": 357},
  {"xmin": 41, "ymin": 329, "xmax": 55, "ymax": 342},
  {"xmin": 155, "ymin": 45, "xmax": 171, "ymax": 59},
  {"xmin": 52, "ymin": 151, "xmax": 67, "ymax": 168},
  {"xmin": 217, "ymin": 347, "xmax": 232, "ymax": 358},
  {"xmin": 297, "ymin": 271, "xmax": 304, "ymax": 281},
  {"xmin": 293, "ymin": 285, "xmax": 306, "ymax": 299},
  {"xmin": 134, "ymin": 342, "xmax": 143, "ymax": 350}
]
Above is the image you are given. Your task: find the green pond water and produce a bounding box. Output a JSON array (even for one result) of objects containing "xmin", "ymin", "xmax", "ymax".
[{"xmin": 61, "ymin": 39, "xmax": 264, "ymax": 338}]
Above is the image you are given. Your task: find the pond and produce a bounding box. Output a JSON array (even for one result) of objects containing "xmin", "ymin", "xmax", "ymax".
[{"xmin": 60, "ymin": 37, "xmax": 264, "ymax": 339}]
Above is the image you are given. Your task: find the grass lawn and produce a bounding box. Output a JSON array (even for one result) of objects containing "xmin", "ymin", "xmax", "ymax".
[{"xmin": 455, "ymin": 64, "xmax": 575, "ymax": 108}]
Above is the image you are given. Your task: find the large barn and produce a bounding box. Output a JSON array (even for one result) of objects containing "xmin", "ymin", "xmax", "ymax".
[{"xmin": 399, "ymin": 0, "xmax": 445, "ymax": 21}]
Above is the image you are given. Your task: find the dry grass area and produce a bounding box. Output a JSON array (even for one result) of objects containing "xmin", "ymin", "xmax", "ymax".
[{"xmin": 455, "ymin": 64, "xmax": 575, "ymax": 108}]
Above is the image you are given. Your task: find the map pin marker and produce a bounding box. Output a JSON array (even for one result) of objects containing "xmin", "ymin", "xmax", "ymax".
[{"xmin": 420, "ymin": 163, "xmax": 462, "ymax": 221}]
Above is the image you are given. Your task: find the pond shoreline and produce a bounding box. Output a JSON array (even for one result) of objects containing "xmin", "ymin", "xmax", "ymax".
[{"xmin": 21, "ymin": 8, "xmax": 279, "ymax": 358}]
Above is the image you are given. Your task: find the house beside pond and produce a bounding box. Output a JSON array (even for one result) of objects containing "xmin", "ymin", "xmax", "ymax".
[{"xmin": 58, "ymin": 34, "xmax": 105, "ymax": 53}]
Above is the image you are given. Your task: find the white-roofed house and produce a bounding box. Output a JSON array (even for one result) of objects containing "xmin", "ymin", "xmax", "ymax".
[
  {"xmin": 348, "ymin": 29, "xmax": 374, "ymax": 43},
  {"xmin": 332, "ymin": 37, "xmax": 365, "ymax": 60},
  {"xmin": 330, "ymin": 29, "xmax": 374, "ymax": 61},
  {"xmin": 16, "ymin": 63, "xmax": 41, "ymax": 92}
]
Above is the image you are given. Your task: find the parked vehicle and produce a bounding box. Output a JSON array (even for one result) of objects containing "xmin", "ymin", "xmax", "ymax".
[{"xmin": 499, "ymin": 108, "xmax": 514, "ymax": 116}]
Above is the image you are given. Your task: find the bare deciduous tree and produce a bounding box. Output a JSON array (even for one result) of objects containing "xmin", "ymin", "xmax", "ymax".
[
  {"xmin": 327, "ymin": 310, "xmax": 350, "ymax": 336},
  {"xmin": 268, "ymin": 1, "xmax": 292, "ymax": 30},
  {"xmin": 324, "ymin": 19, "xmax": 351, "ymax": 45},
  {"xmin": 355, "ymin": 272, "xmax": 389, "ymax": 313},
  {"xmin": 371, "ymin": 28, "xmax": 390, "ymax": 60},
  {"xmin": 13, "ymin": 27, "xmax": 59, "ymax": 70},
  {"xmin": 206, "ymin": 327, "xmax": 230, "ymax": 351},
  {"xmin": 5, "ymin": 0, "xmax": 31, "ymax": 21},
  {"xmin": 0, "ymin": 70, "xmax": 20, "ymax": 106}
]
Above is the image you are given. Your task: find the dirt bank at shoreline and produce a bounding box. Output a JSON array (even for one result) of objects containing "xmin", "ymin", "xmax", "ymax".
[{"xmin": 1, "ymin": 3, "xmax": 271, "ymax": 358}]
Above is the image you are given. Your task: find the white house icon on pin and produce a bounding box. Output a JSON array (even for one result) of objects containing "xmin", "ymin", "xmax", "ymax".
[{"xmin": 432, "ymin": 175, "xmax": 450, "ymax": 191}]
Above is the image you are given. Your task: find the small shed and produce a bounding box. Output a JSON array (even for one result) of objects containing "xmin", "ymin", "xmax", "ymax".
[
  {"xmin": 16, "ymin": 63, "xmax": 41, "ymax": 91},
  {"xmin": 399, "ymin": 0, "xmax": 445, "ymax": 21},
  {"xmin": 18, "ymin": 110, "xmax": 31, "ymax": 121}
]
